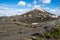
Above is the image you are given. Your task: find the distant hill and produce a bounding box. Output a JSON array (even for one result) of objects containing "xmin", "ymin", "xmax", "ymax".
[
  {"xmin": 18, "ymin": 8, "xmax": 58, "ymax": 24},
  {"xmin": 0, "ymin": 8, "xmax": 58, "ymax": 24}
]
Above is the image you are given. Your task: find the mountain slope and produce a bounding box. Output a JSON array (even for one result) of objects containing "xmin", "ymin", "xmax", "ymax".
[{"xmin": 18, "ymin": 8, "xmax": 58, "ymax": 24}]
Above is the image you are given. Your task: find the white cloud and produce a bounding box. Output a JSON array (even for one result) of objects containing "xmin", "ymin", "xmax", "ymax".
[
  {"xmin": 17, "ymin": 1, "xmax": 26, "ymax": 6},
  {"xmin": 27, "ymin": 4, "xmax": 31, "ymax": 7},
  {"xmin": 0, "ymin": 6, "xmax": 19, "ymax": 16},
  {"xmin": 15, "ymin": 9, "xmax": 26, "ymax": 14},
  {"xmin": 51, "ymin": 9, "xmax": 55, "ymax": 12},
  {"xmin": 50, "ymin": 8, "xmax": 60, "ymax": 16},
  {"xmin": 35, "ymin": 5, "xmax": 41, "ymax": 8},
  {"xmin": 42, "ymin": 0, "xmax": 51, "ymax": 4},
  {"xmin": 43, "ymin": 7, "xmax": 60, "ymax": 16},
  {"xmin": 0, "ymin": 7, "xmax": 16, "ymax": 16},
  {"xmin": 17, "ymin": 1, "xmax": 32, "ymax": 7},
  {"xmin": 16, "ymin": 9, "xmax": 31, "ymax": 15},
  {"xmin": 45, "ymin": 7, "xmax": 50, "ymax": 9},
  {"xmin": 0, "ymin": 6, "xmax": 31, "ymax": 16}
]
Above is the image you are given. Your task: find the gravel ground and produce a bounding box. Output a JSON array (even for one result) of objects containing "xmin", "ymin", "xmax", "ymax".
[{"xmin": 0, "ymin": 20, "xmax": 59, "ymax": 40}]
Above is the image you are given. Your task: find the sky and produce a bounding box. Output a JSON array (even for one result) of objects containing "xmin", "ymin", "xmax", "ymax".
[{"xmin": 0, "ymin": 0, "xmax": 60, "ymax": 16}]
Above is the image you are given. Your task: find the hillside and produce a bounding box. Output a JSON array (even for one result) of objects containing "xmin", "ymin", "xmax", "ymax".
[{"xmin": 0, "ymin": 8, "xmax": 59, "ymax": 40}]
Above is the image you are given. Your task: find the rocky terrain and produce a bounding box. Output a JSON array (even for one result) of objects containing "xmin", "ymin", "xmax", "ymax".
[{"xmin": 0, "ymin": 8, "xmax": 59, "ymax": 40}]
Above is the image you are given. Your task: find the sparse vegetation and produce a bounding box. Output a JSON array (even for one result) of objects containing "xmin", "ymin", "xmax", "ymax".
[{"xmin": 36, "ymin": 21, "xmax": 60, "ymax": 40}]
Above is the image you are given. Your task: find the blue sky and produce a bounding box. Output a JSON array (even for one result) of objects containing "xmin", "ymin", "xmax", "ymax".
[{"xmin": 0, "ymin": 0, "xmax": 60, "ymax": 16}]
